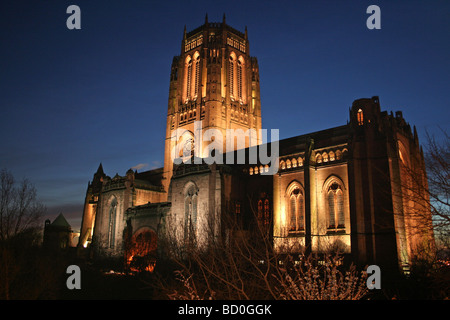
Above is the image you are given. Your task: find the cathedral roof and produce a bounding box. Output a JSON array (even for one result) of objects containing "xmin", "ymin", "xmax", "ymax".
[{"xmin": 135, "ymin": 167, "xmax": 164, "ymax": 187}]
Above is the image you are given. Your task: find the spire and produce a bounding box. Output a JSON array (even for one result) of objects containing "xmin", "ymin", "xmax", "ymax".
[
  {"xmin": 245, "ymin": 26, "xmax": 248, "ymax": 40},
  {"xmin": 223, "ymin": 13, "xmax": 226, "ymax": 24},
  {"xmin": 96, "ymin": 162, "xmax": 104, "ymax": 175},
  {"xmin": 183, "ymin": 25, "xmax": 186, "ymax": 40},
  {"xmin": 205, "ymin": 13, "xmax": 208, "ymax": 25}
]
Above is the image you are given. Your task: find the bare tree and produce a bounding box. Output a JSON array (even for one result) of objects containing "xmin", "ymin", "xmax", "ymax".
[
  {"xmin": 390, "ymin": 130, "xmax": 449, "ymax": 262},
  {"xmin": 160, "ymin": 196, "xmax": 369, "ymax": 300},
  {"xmin": 424, "ymin": 130, "xmax": 450, "ymax": 237},
  {"xmin": 0, "ymin": 169, "xmax": 46, "ymax": 299},
  {"xmin": 0, "ymin": 169, "xmax": 45, "ymax": 242}
]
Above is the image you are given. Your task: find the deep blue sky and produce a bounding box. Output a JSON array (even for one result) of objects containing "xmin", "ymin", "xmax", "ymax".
[{"xmin": 1, "ymin": 0, "xmax": 449, "ymax": 231}]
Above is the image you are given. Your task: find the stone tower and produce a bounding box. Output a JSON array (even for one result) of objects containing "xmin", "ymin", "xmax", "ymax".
[{"xmin": 162, "ymin": 15, "xmax": 263, "ymax": 197}]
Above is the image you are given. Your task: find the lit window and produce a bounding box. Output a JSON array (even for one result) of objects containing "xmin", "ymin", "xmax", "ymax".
[
  {"xmin": 292, "ymin": 158, "xmax": 297, "ymax": 168},
  {"xmin": 329, "ymin": 151, "xmax": 335, "ymax": 161},
  {"xmin": 357, "ymin": 109, "xmax": 364, "ymax": 126},
  {"xmin": 229, "ymin": 55, "xmax": 235, "ymax": 99},
  {"xmin": 185, "ymin": 57, "xmax": 192, "ymax": 101},
  {"xmin": 288, "ymin": 187, "xmax": 304, "ymax": 233},
  {"xmin": 194, "ymin": 54, "xmax": 200, "ymax": 99},
  {"xmin": 286, "ymin": 159, "xmax": 291, "ymax": 169},
  {"xmin": 316, "ymin": 154, "xmax": 322, "ymax": 164},
  {"xmin": 327, "ymin": 182, "xmax": 345, "ymax": 230}
]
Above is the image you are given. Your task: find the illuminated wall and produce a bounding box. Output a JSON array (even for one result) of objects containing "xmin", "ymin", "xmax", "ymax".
[{"xmin": 272, "ymin": 143, "xmax": 351, "ymax": 255}]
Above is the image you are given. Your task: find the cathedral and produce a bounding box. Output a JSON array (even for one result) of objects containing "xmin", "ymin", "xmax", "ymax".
[{"xmin": 77, "ymin": 16, "xmax": 435, "ymax": 273}]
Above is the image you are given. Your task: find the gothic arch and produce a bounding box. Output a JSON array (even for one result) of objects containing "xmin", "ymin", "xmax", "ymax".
[
  {"xmin": 178, "ymin": 130, "xmax": 195, "ymax": 160},
  {"xmin": 229, "ymin": 52, "xmax": 237, "ymax": 99},
  {"xmin": 183, "ymin": 54, "xmax": 192, "ymax": 102},
  {"xmin": 322, "ymin": 174, "xmax": 347, "ymax": 192},
  {"xmin": 192, "ymin": 51, "xmax": 201, "ymax": 99},
  {"xmin": 285, "ymin": 180, "xmax": 305, "ymax": 233},
  {"xmin": 183, "ymin": 180, "xmax": 199, "ymax": 196},
  {"xmin": 285, "ymin": 180, "xmax": 304, "ymax": 195},
  {"xmin": 322, "ymin": 175, "xmax": 346, "ymax": 230}
]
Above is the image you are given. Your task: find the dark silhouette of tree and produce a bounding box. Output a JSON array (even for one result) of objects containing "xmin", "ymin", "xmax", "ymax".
[
  {"xmin": 0, "ymin": 169, "xmax": 45, "ymax": 242},
  {"xmin": 0, "ymin": 169, "xmax": 47, "ymax": 299},
  {"xmin": 424, "ymin": 131, "xmax": 449, "ymax": 240}
]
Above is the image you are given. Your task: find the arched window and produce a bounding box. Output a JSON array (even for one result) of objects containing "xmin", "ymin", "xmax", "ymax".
[
  {"xmin": 193, "ymin": 53, "xmax": 200, "ymax": 99},
  {"xmin": 329, "ymin": 151, "xmax": 335, "ymax": 161},
  {"xmin": 108, "ymin": 198, "xmax": 117, "ymax": 249},
  {"xmin": 237, "ymin": 59, "xmax": 243, "ymax": 101},
  {"xmin": 249, "ymin": 167, "xmax": 254, "ymax": 175},
  {"xmin": 286, "ymin": 159, "xmax": 291, "ymax": 169},
  {"xmin": 323, "ymin": 152, "xmax": 329, "ymax": 163},
  {"xmin": 287, "ymin": 183, "xmax": 305, "ymax": 233},
  {"xmin": 184, "ymin": 53, "xmax": 200, "ymax": 102},
  {"xmin": 185, "ymin": 56, "xmax": 192, "ymax": 102},
  {"xmin": 357, "ymin": 109, "xmax": 364, "ymax": 126},
  {"xmin": 292, "ymin": 158, "xmax": 297, "ymax": 168},
  {"xmin": 280, "ymin": 160, "xmax": 286, "ymax": 170},
  {"xmin": 336, "ymin": 150, "xmax": 342, "ymax": 160},
  {"xmin": 327, "ymin": 182, "xmax": 345, "ymax": 230},
  {"xmin": 289, "ymin": 196, "xmax": 296, "ymax": 230},
  {"xmin": 184, "ymin": 183, "xmax": 198, "ymax": 243},
  {"xmin": 316, "ymin": 154, "xmax": 322, "ymax": 164},
  {"xmin": 178, "ymin": 131, "xmax": 195, "ymax": 161},
  {"xmin": 298, "ymin": 157, "xmax": 303, "ymax": 167},
  {"xmin": 229, "ymin": 54, "xmax": 236, "ymax": 99}
]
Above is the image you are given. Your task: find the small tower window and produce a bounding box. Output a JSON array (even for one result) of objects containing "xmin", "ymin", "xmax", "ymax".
[{"xmin": 357, "ymin": 109, "xmax": 364, "ymax": 126}]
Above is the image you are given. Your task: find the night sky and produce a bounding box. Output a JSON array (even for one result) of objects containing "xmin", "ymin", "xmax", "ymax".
[{"xmin": 1, "ymin": 0, "xmax": 449, "ymax": 231}]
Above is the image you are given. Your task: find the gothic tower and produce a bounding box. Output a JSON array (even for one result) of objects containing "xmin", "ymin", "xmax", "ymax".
[{"xmin": 162, "ymin": 15, "xmax": 263, "ymax": 197}]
